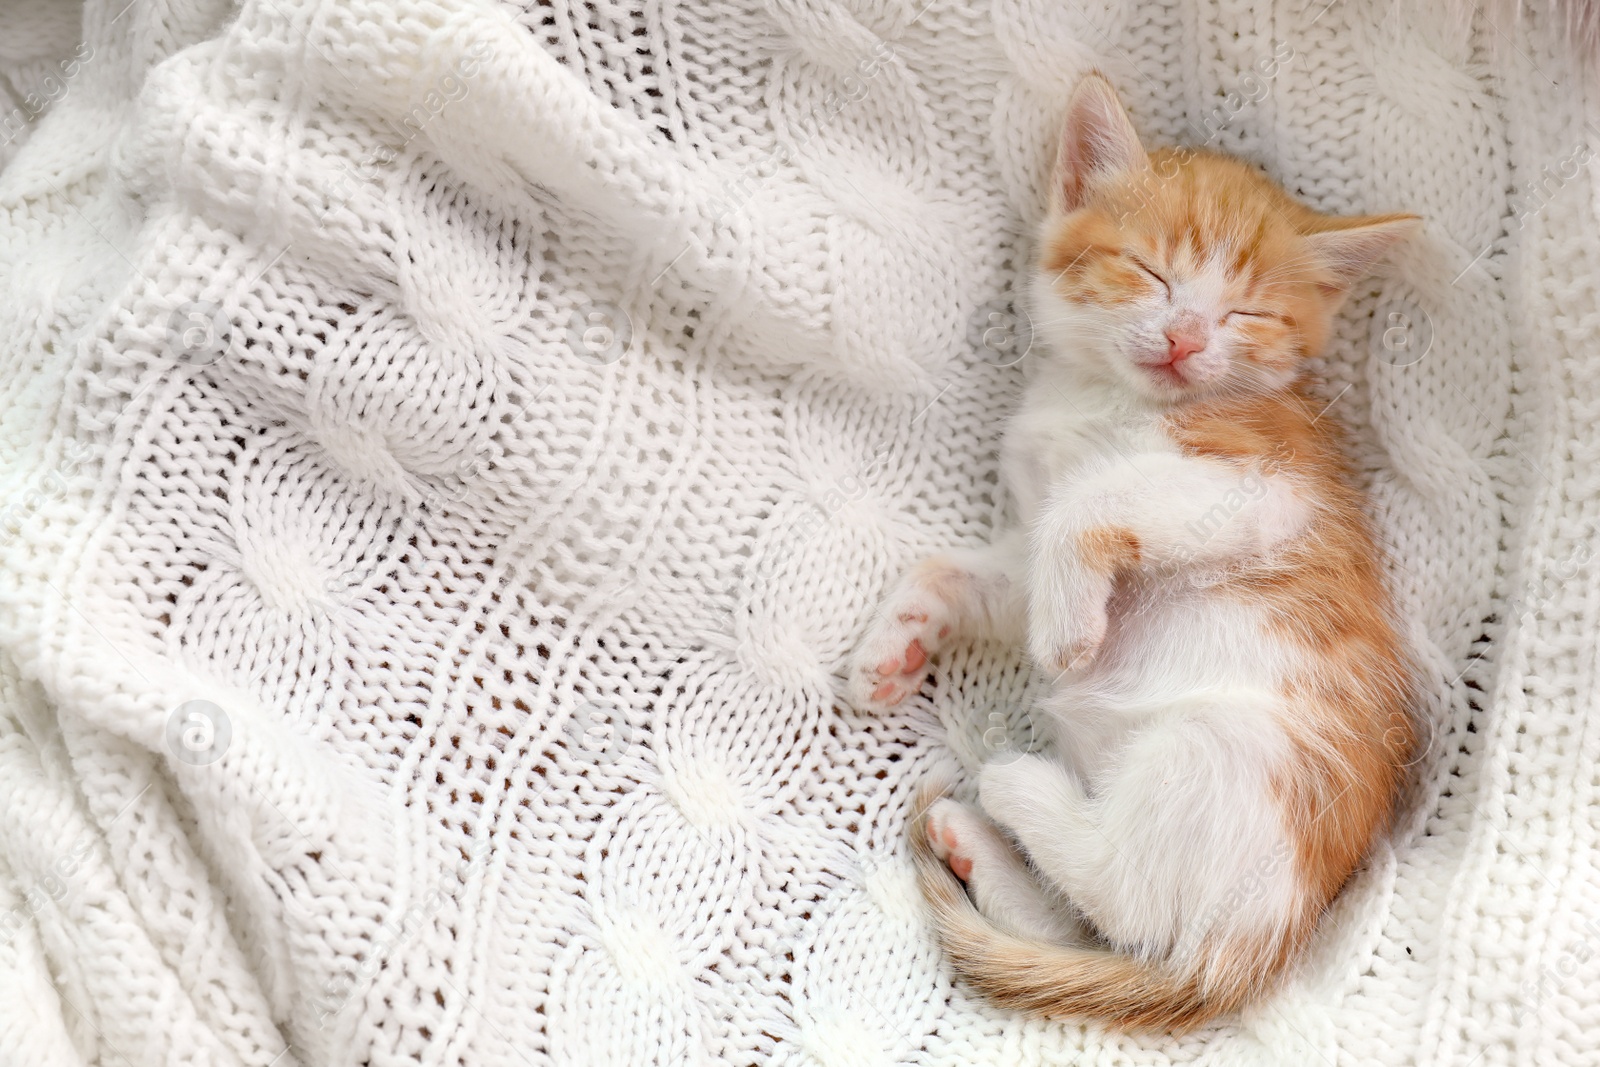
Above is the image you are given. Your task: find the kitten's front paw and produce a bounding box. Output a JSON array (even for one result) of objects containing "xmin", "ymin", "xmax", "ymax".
[
  {"xmin": 848, "ymin": 598, "xmax": 950, "ymax": 711},
  {"xmin": 1027, "ymin": 598, "xmax": 1107, "ymax": 677}
]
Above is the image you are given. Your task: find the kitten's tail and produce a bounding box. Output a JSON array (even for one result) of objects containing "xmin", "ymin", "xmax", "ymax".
[{"xmin": 910, "ymin": 787, "xmax": 1276, "ymax": 1032}]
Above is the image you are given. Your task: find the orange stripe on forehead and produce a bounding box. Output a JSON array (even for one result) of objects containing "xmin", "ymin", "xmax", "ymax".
[
  {"xmin": 1180, "ymin": 216, "xmax": 1202, "ymax": 260},
  {"xmin": 1041, "ymin": 232, "xmax": 1093, "ymax": 280},
  {"xmin": 1040, "ymin": 217, "xmax": 1120, "ymax": 280},
  {"xmin": 1228, "ymin": 214, "xmax": 1271, "ymax": 276}
]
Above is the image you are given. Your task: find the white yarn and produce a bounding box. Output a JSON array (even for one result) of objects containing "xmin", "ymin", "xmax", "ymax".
[{"xmin": 0, "ymin": 0, "xmax": 1594, "ymax": 1064}]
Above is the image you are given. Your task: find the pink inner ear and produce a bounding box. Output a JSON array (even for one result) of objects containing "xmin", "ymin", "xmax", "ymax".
[
  {"xmin": 1056, "ymin": 74, "xmax": 1147, "ymax": 213},
  {"xmin": 1305, "ymin": 216, "xmax": 1421, "ymax": 288}
]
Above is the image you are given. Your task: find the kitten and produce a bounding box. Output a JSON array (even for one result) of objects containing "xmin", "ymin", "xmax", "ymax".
[{"xmin": 847, "ymin": 73, "xmax": 1421, "ymax": 1031}]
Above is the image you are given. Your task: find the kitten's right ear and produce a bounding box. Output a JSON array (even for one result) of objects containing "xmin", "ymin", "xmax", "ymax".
[
  {"xmin": 1304, "ymin": 214, "xmax": 1422, "ymax": 296},
  {"xmin": 1054, "ymin": 72, "xmax": 1148, "ymax": 214}
]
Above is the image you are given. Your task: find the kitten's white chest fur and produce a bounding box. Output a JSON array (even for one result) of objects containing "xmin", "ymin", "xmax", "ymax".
[
  {"xmin": 1000, "ymin": 363, "xmax": 1171, "ymax": 528},
  {"xmin": 995, "ymin": 361, "xmax": 1306, "ymax": 953}
]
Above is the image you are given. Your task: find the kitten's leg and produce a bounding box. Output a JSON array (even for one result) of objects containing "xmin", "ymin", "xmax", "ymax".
[
  {"xmin": 1027, "ymin": 454, "xmax": 1310, "ymax": 673},
  {"xmin": 974, "ymin": 754, "xmax": 1104, "ymax": 909},
  {"xmin": 924, "ymin": 797, "xmax": 1086, "ymax": 943},
  {"xmin": 978, "ymin": 705, "xmax": 1292, "ymax": 957},
  {"xmin": 848, "ymin": 532, "xmax": 1028, "ymax": 711}
]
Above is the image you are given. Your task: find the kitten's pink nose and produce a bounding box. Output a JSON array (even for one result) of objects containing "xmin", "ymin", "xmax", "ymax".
[{"xmin": 1165, "ymin": 330, "xmax": 1206, "ymax": 363}]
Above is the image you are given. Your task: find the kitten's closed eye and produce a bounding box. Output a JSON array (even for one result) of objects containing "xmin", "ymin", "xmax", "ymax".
[
  {"xmin": 1126, "ymin": 255, "xmax": 1170, "ymax": 297},
  {"xmin": 1225, "ymin": 310, "xmax": 1279, "ymax": 322}
]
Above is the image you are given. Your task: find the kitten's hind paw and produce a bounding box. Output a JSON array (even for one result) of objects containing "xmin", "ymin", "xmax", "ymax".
[{"xmin": 925, "ymin": 798, "xmax": 984, "ymax": 882}]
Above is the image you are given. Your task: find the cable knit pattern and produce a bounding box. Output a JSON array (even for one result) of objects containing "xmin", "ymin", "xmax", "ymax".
[{"xmin": 0, "ymin": 0, "xmax": 1594, "ymax": 1064}]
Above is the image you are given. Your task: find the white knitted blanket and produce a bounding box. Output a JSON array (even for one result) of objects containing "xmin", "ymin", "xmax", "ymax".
[{"xmin": 1, "ymin": 0, "xmax": 1595, "ymax": 1063}]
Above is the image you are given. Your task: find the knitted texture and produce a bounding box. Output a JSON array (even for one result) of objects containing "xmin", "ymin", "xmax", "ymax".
[{"xmin": 0, "ymin": 0, "xmax": 1594, "ymax": 1064}]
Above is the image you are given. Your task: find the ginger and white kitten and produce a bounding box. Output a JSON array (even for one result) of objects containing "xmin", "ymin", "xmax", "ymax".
[{"xmin": 847, "ymin": 73, "xmax": 1420, "ymax": 1031}]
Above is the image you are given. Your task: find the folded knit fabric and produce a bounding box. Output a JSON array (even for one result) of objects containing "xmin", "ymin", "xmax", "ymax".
[{"xmin": 0, "ymin": 0, "xmax": 1594, "ymax": 1064}]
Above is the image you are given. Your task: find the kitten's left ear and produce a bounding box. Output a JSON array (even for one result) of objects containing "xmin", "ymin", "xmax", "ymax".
[
  {"xmin": 1054, "ymin": 72, "xmax": 1148, "ymax": 214},
  {"xmin": 1305, "ymin": 214, "xmax": 1422, "ymax": 295}
]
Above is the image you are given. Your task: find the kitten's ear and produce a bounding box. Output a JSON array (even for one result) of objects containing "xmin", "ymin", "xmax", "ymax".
[
  {"xmin": 1305, "ymin": 214, "xmax": 1422, "ymax": 294},
  {"xmin": 1054, "ymin": 72, "xmax": 1148, "ymax": 214}
]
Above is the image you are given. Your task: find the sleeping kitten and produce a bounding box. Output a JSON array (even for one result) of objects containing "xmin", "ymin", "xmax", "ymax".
[{"xmin": 847, "ymin": 72, "xmax": 1420, "ymax": 1031}]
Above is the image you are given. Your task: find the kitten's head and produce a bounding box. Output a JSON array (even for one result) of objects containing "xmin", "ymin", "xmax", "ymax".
[{"xmin": 1032, "ymin": 73, "xmax": 1419, "ymax": 404}]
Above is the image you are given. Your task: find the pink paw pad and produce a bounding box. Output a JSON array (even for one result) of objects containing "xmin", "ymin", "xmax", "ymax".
[
  {"xmin": 873, "ymin": 639, "xmax": 927, "ymax": 687},
  {"xmin": 853, "ymin": 600, "xmax": 946, "ymax": 710},
  {"xmin": 931, "ymin": 820, "xmax": 973, "ymax": 881}
]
